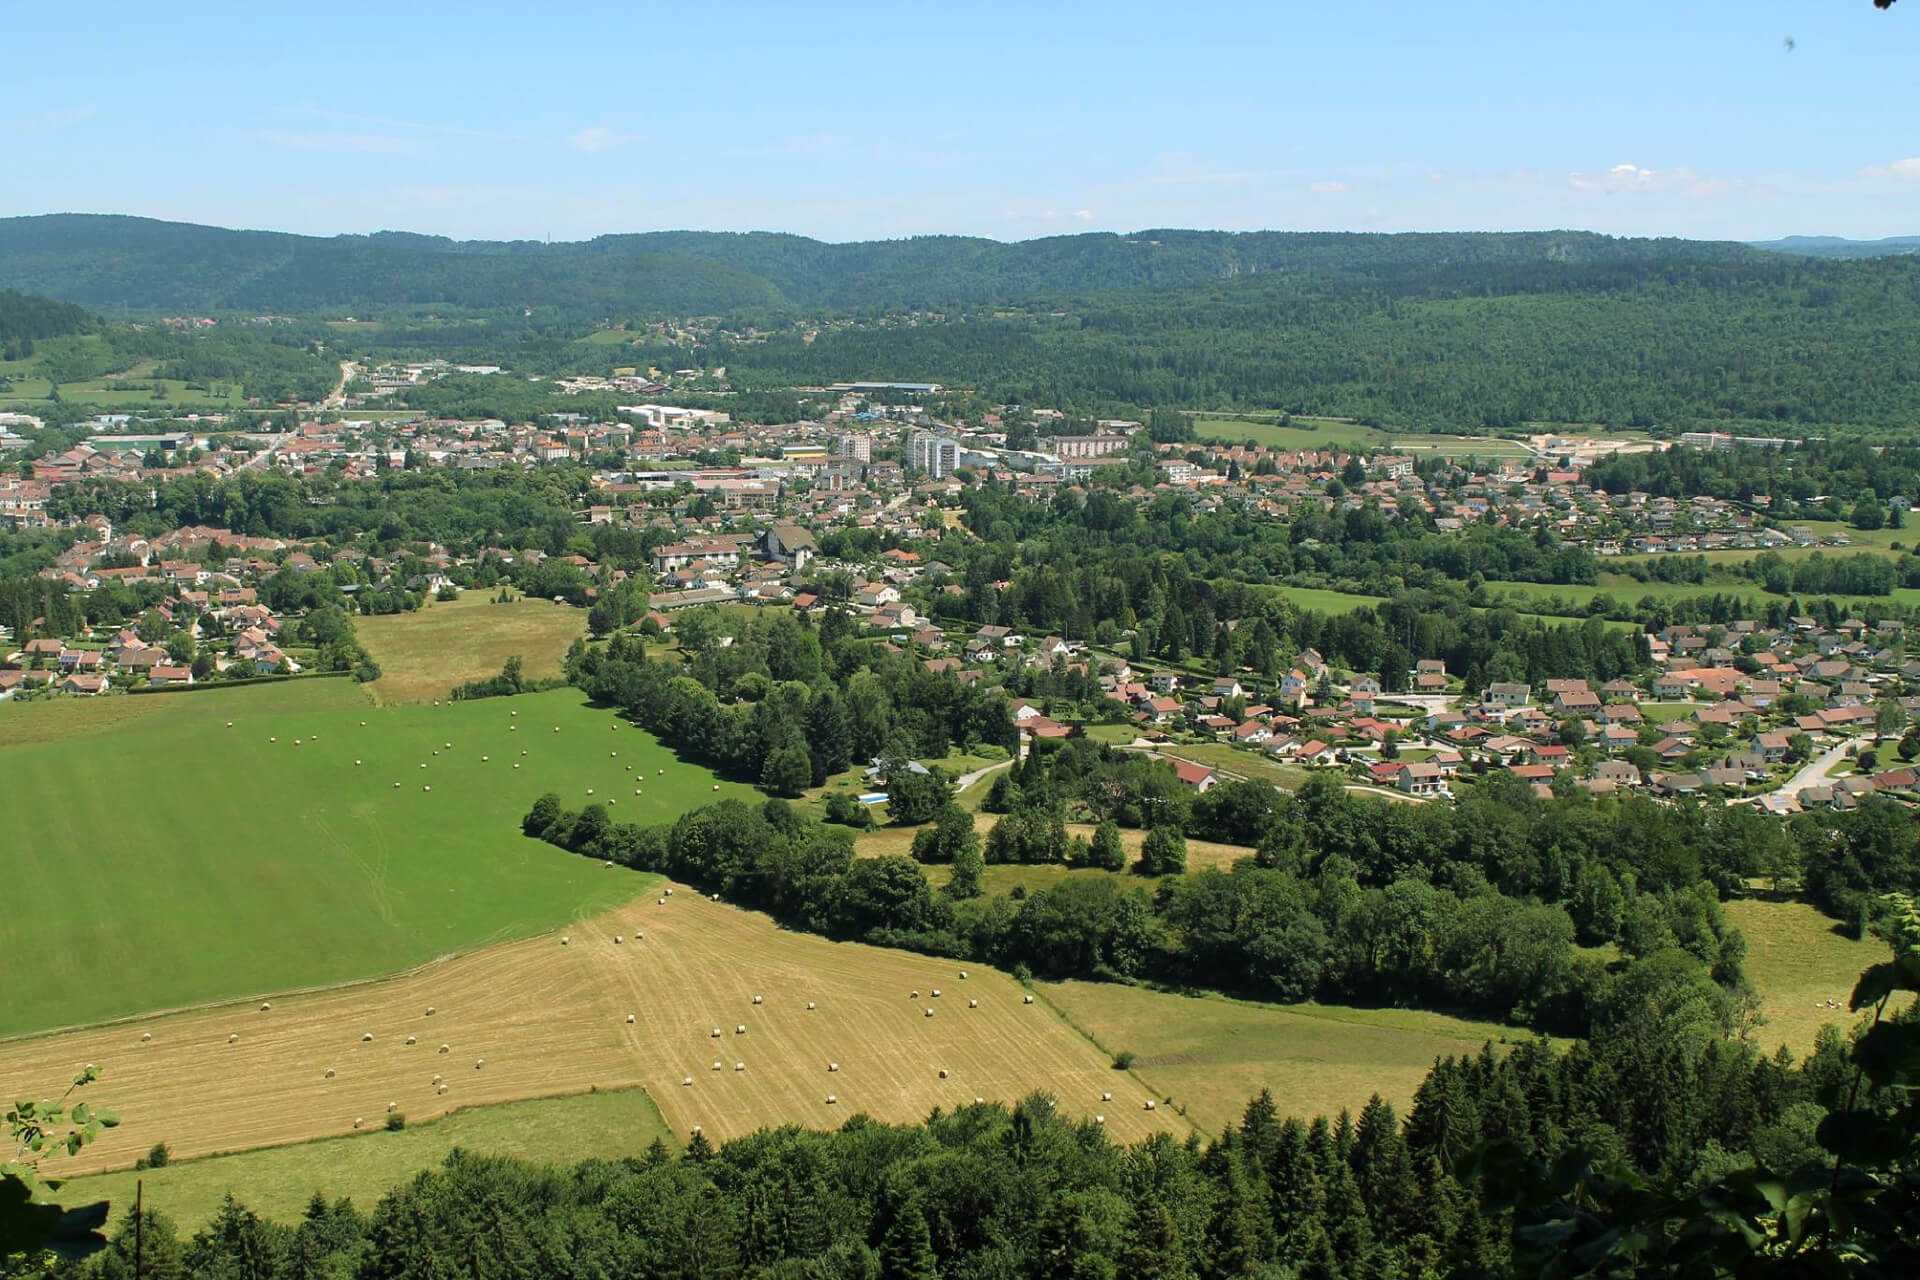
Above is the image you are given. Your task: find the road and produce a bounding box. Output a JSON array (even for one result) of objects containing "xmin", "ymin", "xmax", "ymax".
[
  {"xmin": 1760, "ymin": 741, "xmax": 1853, "ymax": 804},
  {"xmin": 323, "ymin": 360, "xmax": 357, "ymax": 409}
]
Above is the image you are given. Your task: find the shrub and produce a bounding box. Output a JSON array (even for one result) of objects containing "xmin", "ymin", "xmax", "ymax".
[
  {"xmin": 1112, "ymin": 1051, "xmax": 1135, "ymax": 1071},
  {"xmin": 385, "ymin": 1113, "xmax": 406, "ymax": 1132}
]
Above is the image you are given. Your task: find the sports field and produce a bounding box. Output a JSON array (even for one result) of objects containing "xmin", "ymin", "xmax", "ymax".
[
  {"xmin": 0, "ymin": 680, "xmax": 753, "ymax": 1036},
  {"xmin": 357, "ymin": 592, "xmax": 587, "ymax": 704},
  {"xmin": 1, "ymin": 891, "xmax": 1188, "ymax": 1180},
  {"xmin": 56, "ymin": 1089, "xmax": 671, "ymax": 1226},
  {"xmin": 1040, "ymin": 981, "xmax": 1519, "ymax": 1135}
]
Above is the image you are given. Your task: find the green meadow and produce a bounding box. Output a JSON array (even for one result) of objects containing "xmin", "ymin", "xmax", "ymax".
[
  {"xmin": 0, "ymin": 681, "xmax": 754, "ymax": 1036},
  {"xmin": 1193, "ymin": 415, "xmax": 1535, "ymax": 458},
  {"xmin": 57, "ymin": 1089, "xmax": 671, "ymax": 1226}
]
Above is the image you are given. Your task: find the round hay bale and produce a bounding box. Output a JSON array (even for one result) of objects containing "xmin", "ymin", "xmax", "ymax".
[
  {"xmin": 585, "ymin": 788, "xmax": 593, "ymax": 796},
  {"xmin": 425, "ymin": 1006, "xmax": 436, "ymax": 1016},
  {"xmin": 752, "ymin": 995, "xmax": 763, "ymax": 1005},
  {"xmin": 140, "ymin": 1032, "xmax": 151, "ymax": 1042},
  {"xmin": 1023, "ymin": 995, "xmax": 1035, "ymax": 1004},
  {"xmin": 659, "ymin": 898, "xmax": 667, "ymax": 906},
  {"xmin": 938, "ymin": 1068, "xmax": 948, "ymax": 1079},
  {"xmin": 362, "ymin": 1032, "xmax": 374, "ymax": 1042},
  {"xmin": 1143, "ymin": 1100, "xmax": 1155, "ymax": 1111},
  {"xmin": 710, "ymin": 893, "xmax": 720, "ymax": 902},
  {"xmin": 610, "ymin": 751, "xmax": 617, "ymax": 757},
  {"xmin": 665, "ymin": 888, "xmax": 673, "ymax": 896},
  {"xmin": 932, "ymin": 989, "xmax": 941, "ymax": 998},
  {"xmin": 712, "ymin": 784, "xmax": 719, "ymax": 791},
  {"xmin": 561, "ymin": 935, "xmax": 570, "ymax": 945},
  {"xmin": 510, "ymin": 726, "xmax": 517, "ymax": 732},
  {"xmin": 636, "ymin": 930, "xmax": 643, "ymax": 939},
  {"xmin": 444, "ymin": 743, "xmax": 451, "ymax": 750},
  {"xmin": 711, "ymin": 1028, "xmax": 722, "ymax": 1037},
  {"xmin": 554, "ymin": 726, "xmax": 560, "ymax": 732},
  {"xmin": 968, "ymin": 999, "xmax": 978, "ymax": 1009},
  {"xmin": 423, "ymin": 785, "xmax": 431, "ymax": 792},
  {"xmin": 295, "ymin": 739, "xmax": 302, "ymax": 746},
  {"xmin": 229, "ymin": 1034, "xmax": 238, "ymax": 1044},
  {"xmin": 608, "ymin": 798, "xmax": 615, "ymax": 805},
  {"xmin": 635, "ymin": 789, "xmax": 643, "ymax": 796},
  {"xmin": 614, "ymin": 935, "xmax": 623, "ymax": 943},
  {"xmin": 626, "ymin": 764, "xmax": 632, "ymax": 771},
  {"xmin": 734, "ymin": 1062, "xmax": 745, "ymax": 1072},
  {"xmin": 261, "ymin": 1002, "xmax": 272, "ymax": 1012},
  {"xmin": 475, "ymin": 1058, "xmax": 484, "ymax": 1069},
  {"xmin": 481, "ymin": 756, "xmax": 488, "ymax": 762},
  {"xmin": 405, "ymin": 1035, "xmax": 417, "ymax": 1045},
  {"xmin": 1101, "ymin": 1091, "xmax": 1112, "ymax": 1102},
  {"xmin": 324, "ymin": 1068, "xmax": 335, "ymax": 1079},
  {"xmin": 829, "ymin": 1062, "xmax": 839, "ymax": 1072},
  {"xmin": 269, "ymin": 737, "xmax": 276, "ymax": 743},
  {"xmin": 431, "ymin": 750, "xmax": 437, "ymax": 757},
  {"xmin": 437, "ymin": 1084, "xmax": 448, "ymax": 1095},
  {"xmin": 806, "ymin": 1001, "xmax": 816, "ymax": 1010},
  {"xmin": 959, "ymin": 971, "xmax": 968, "ymax": 979},
  {"xmin": 355, "ymin": 759, "xmax": 362, "ymax": 766},
  {"xmin": 511, "ymin": 711, "xmax": 517, "ymax": 716},
  {"xmin": 974, "ymin": 1097, "xmax": 985, "ymax": 1104},
  {"xmin": 360, "ymin": 721, "xmax": 366, "ymax": 726},
  {"xmin": 735, "ymin": 1025, "xmax": 746, "ymax": 1035},
  {"xmin": 438, "ymin": 1044, "xmax": 450, "ymax": 1053},
  {"xmin": 626, "ymin": 1014, "xmax": 636, "ymax": 1024},
  {"xmin": 387, "ymin": 1101, "xmax": 397, "ymax": 1113},
  {"xmin": 924, "ymin": 1008, "xmax": 934, "ymax": 1018},
  {"xmin": 394, "ymin": 781, "xmax": 401, "ymax": 788},
  {"xmin": 911, "ymin": 991, "xmax": 919, "ymax": 999},
  {"xmin": 433, "ymin": 1074, "xmax": 442, "ymax": 1084},
  {"xmin": 420, "ymin": 762, "xmax": 427, "ymax": 769},
  {"xmin": 825, "ymin": 1094, "xmax": 837, "ymax": 1104},
  {"xmin": 683, "ymin": 1076, "xmax": 693, "ymax": 1086},
  {"xmin": 658, "ymin": 768, "xmax": 665, "ymax": 775},
  {"xmin": 513, "ymin": 763, "xmax": 520, "ymax": 769},
  {"xmin": 355, "ymin": 1118, "xmax": 363, "ymax": 1129},
  {"xmin": 1096, "ymin": 1115, "xmax": 1105, "ymax": 1124},
  {"xmin": 712, "ymin": 1060, "xmax": 723, "ymax": 1070},
  {"xmin": 605, "ymin": 860, "xmax": 614, "ymax": 868},
  {"xmin": 227, "ymin": 721, "xmax": 234, "ymax": 727}
]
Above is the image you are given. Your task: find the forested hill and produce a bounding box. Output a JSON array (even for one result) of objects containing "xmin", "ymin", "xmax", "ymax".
[
  {"xmin": 1750, "ymin": 234, "xmax": 1920, "ymax": 259},
  {"xmin": 0, "ymin": 213, "xmax": 1768, "ymax": 316},
  {"xmin": 0, "ymin": 288, "xmax": 94, "ymax": 341}
]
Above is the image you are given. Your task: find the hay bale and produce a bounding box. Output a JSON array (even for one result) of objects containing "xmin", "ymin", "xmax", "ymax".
[
  {"xmin": 444, "ymin": 743, "xmax": 451, "ymax": 750},
  {"xmin": 394, "ymin": 781, "xmax": 401, "ymax": 788},
  {"xmin": 825, "ymin": 1094, "xmax": 837, "ymax": 1104},
  {"xmin": 433, "ymin": 1074, "xmax": 442, "ymax": 1084},
  {"xmin": 405, "ymin": 1036, "xmax": 417, "ymax": 1045},
  {"xmin": 829, "ymin": 1062, "xmax": 839, "ymax": 1072},
  {"xmin": 387, "ymin": 1101, "xmax": 397, "ymax": 1113},
  {"xmin": 324, "ymin": 1068, "xmax": 335, "ymax": 1078},
  {"xmin": 227, "ymin": 721, "xmax": 234, "ymax": 727},
  {"xmin": 932, "ymin": 989, "xmax": 941, "ymax": 998},
  {"xmin": 806, "ymin": 1001, "xmax": 815, "ymax": 1010},
  {"xmin": 475, "ymin": 1059, "xmax": 485, "ymax": 1069},
  {"xmin": 425, "ymin": 1007, "xmax": 436, "ymax": 1016},
  {"xmin": 713, "ymin": 1060, "xmax": 723, "ymax": 1070},
  {"xmin": 938, "ymin": 1068, "xmax": 948, "ymax": 1079},
  {"xmin": 561, "ymin": 935, "xmax": 570, "ymax": 945},
  {"xmin": 554, "ymin": 726, "xmax": 560, "ymax": 732},
  {"xmin": 511, "ymin": 711, "xmax": 517, "ymax": 716},
  {"xmin": 437, "ymin": 1084, "xmax": 448, "ymax": 1095},
  {"xmin": 354, "ymin": 1118, "xmax": 363, "ymax": 1129},
  {"xmin": 1143, "ymin": 1100, "xmax": 1155, "ymax": 1111},
  {"xmin": 626, "ymin": 1014, "xmax": 636, "ymax": 1024},
  {"xmin": 614, "ymin": 935, "xmax": 623, "ymax": 944},
  {"xmin": 608, "ymin": 798, "xmax": 615, "ymax": 805},
  {"xmin": 911, "ymin": 991, "xmax": 920, "ymax": 999},
  {"xmin": 1101, "ymin": 1091, "xmax": 1112, "ymax": 1102},
  {"xmin": 974, "ymin": 1097, "xmax": 985, "ymax": 1104},
  {"xmin": 959, "ymin": 971, "xmax": 968, "ymax": 979},
  {"xmin": 712, "ymin": 784, "xmax": 719, "ymax": 791},
  {"xmin": 1096, "ymin": 1115, "xmax": 1105, "ymax": 1124},
  {"xmin": 513, "ymin": 764, "xmax": 520, "ymax": 769},
  {"xmin": 585, "ymin": 788, "xmax": 594, "ymax": 796},
  {"xmin": 1023, "ymin": 995, "xmax": 1035, "ymax": 1004},
  {"xmin": 968, "ymin": 999, "xmax": 978, "ymax": 1008},
  {"xmin": 636, "ymin": 930, "xmax": 643, "ymax": 939},
  {"xmin": 658, "ymin": 768, "xmax": 665, "ymax": 775},
  {"xmin": 269, "ymin": 737, "xmax": 276, "ymax": 743},
  {"xmin": 665, "ymin": 888, "xmax": 673, "ymax": 896},
  {"xmin": 605, "ymin": 860, "xmax": 615, "ymax": 868},
  {"xmin": 712, "ymin": 1028, "xmax": 722, "ymax": 1037},
  {"xmin": 261, "ymin": 1002, "xmax": 272, "ymax": 1012},
  {"xmin": 752, "ymin": 995, "xmax": 763, "ymax": 1005},
  {"xmin": 710, "ymin": 893, "xmax": 720, "ymax": 902},
  {"xmin": 423, "ymin": 785, "xmax": 431, "ymax": 792},
  {"xmin": 924, "ymin": 1008, "xmax": 934, "ymax": 1018},
  {"xmin": 610, "ymin": 751, "xmax": 617, "ymax": 758},
  {"xmin": 362, "ymin": 1032, "xmax": 374, "ymax": 1042},
  {"xmin": 355, "ymin": 759, "xmax": 362, "ymax": 766},
  {"xmin": 481, "ymin": 756, "xmax": 488, "ymax": 762},
  {"xmin": 229, "ymin": 1034, "xmax": 238, "ymax": 1044},
  {"xmin": 140, "ymin": 1032, "xmax": 151, "ymax": 1042},
  {"xmin": 683, "ymin": 1076, "xmax": 693, "ymax": 1086},
  {"xmin": 736, "ymin": 1025, "xmax": 746, "ymax": 1035},
  {"xmin": 659, "ymin": 898, "xmax": 667, "ymax": 906},
  {"xmin": 734, "ymin": 1061, "xmax": 745, "ymax": 1072},
  {"xmin": 439, "ymin": 1044, "xmax": 450, "ymax": 1053}
]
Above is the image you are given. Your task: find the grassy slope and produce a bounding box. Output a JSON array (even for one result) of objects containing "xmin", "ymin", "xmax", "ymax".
[
  {"xmin": 57, "ymin": 1089, "xmax": 671, "ymax": 1226},
  {"xmin": 1726, "ymin": 899, "xmax": 1897, "ymax": 1057},
  {"xmin": 0, "ymin": 681, "xmax": 754, "ymax": 1035},
  {"xmin": 357, "ymin": 592, "xmax": 587, "ymax": 705},
  {"xmin": 1040, "ymin": 980, "xmax": 1521, "ymax": 1135}
]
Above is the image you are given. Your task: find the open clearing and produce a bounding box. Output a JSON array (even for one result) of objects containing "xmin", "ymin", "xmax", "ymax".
[
  {"xmin": 1192, "ymin": 416, "xmax": 1535, "ymax": 459},
  {"xmin": 0, "ymin": 681, "xmax": 754, "ymax": 1036},
  {"xmin": 1040, "ymin": 981, "xmax": 1520, "ymax": 1135},
  {"xmin": 358, "ymin": 592, "xmax": 586, "ymax": 705},
  {"xmin": 1727, "ymin": 899, "xmax": 1898, "ymax": 1057},
  {"xmin": 1, "ymin": 890, "xmax": 1188, "ymax": 1180},
  {"xmin": 57, "ymin": 1089, "xmax": 671, "ymax": 1226}
]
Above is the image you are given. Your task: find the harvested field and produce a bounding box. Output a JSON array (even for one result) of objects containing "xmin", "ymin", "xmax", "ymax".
[
  {"xmin": 1726, "ymin": 898, "xmax": 1898, "ymax": 1056},
  {"xmin": 2, "ymin": 891, "xmax": 1187, "ymax": 1178},
  {"xmin": 358, "ymin": 592, "xmax": 586, "ymax": 705}
]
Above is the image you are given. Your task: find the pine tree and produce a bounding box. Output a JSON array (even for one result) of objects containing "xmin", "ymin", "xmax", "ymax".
[
  {"xmin": 878, "ymin": 1191, "xmax": 938, "ymax": 1280},
  {"xmin": 1118, "ymin": 1198, "xmax": 1188, "ymax": 1280}
]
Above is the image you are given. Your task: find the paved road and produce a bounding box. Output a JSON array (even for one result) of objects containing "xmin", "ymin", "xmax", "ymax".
[{"xmin": 1761, "ymin": 741, "xmax": 1853, "ymax": 804}]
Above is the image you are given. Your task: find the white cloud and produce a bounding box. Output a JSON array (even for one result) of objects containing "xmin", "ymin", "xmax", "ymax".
[
  {"xmin": 1858, "ymin": 157, "xmax": 1920, "ymax": 182},
  {"xmin": 255, "ymin": 131, "xmax": 415, "ymax": 154},
  {"xmin": 569, "ymin": 126, "xmax": 639, "ymax": 153},
  {"xmin": 1309, "ymin": 180, "xmax": 1348, "ymax": 195}
]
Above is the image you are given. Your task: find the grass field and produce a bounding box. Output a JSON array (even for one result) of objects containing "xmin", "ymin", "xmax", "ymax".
[
  {"xmin": 1, "ymin": 890, "xmax": 1190, "ymax": 1180},
  {"xmin": 1726, "ymin": 899, "xmax": 1900, "ymax": 1057},
  {"xmin": 57, "ymin": 1088, "xmax": 671, "ymax": 1226},
  {"xmin": 1273, "ymin": 585, "xmax": 1389, "ymax": 615},
  {"xmin": 357, "ymin": 592, "xmax": 587, "ymax": 705},
  {"xmin": 1192, "ymin": 416, "xmax": 1535, "ymax": 459},
  {"xmin": 1040, "ymin": 981, "xmax": 1520, "ymax": 1135},
  {"xmin": 0, "ymin": 681, "xmax": 755, "ymax": 1036}
]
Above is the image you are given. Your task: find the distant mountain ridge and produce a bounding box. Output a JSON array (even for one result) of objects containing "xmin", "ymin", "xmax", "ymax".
[
  {"xmin": 1749, "ymin": 234, "xmax": 1920, "ymax": 258},
  {"xmin": 0, "ymin": 213, "xmax": 1769, "ymax": 317}
]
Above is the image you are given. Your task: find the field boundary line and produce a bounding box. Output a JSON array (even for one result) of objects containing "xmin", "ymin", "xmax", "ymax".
[
  {"xmin": 1028, "ymin": 984, "xmax": 1204, "ymax": 1138},
  {"xmin": 0, "ymin": 882, "xmax": 659, "ymax": 1047}
]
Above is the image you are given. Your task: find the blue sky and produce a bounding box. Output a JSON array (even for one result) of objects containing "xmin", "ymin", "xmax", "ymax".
[{"xmin": 2, "ymin": 1, "xmax": 1916, "ymax": 243}]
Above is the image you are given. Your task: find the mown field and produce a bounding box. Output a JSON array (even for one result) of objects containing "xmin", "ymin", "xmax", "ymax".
[
  {"xmin": 1040, "ymin": 981, "xmax": 1520, "ymax": 1135},
  {"xmin": 57, "ymin": 1089, "xmax": 671, "ymax": 1226},
  {"xmin": 1192, "ymin": 416, "xmax": 1535, "ymax": 458},
  {"xmin": 357, "ymin": 591, "xmax": 587, "ymax": 705},
  {"xmin": 3, "ymin": 890, "xmax": 1190, "ymax": 1181},
  {"xmin": 0, "ymin": 680, "xmax": 754, "ymax": 1035}
]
